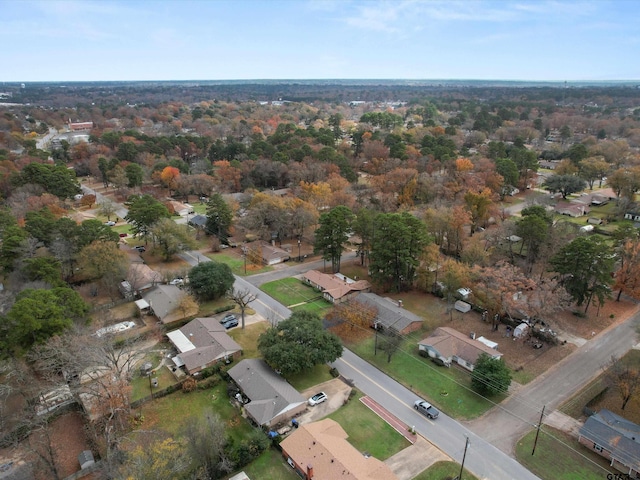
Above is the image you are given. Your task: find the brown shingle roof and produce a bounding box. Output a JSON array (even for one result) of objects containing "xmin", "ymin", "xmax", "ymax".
[
  {"xmin": 303, "ymin": 270, "xmax": 371, "ymax": 301},
  {"xmin": 280, "ymin": 418, "xmax": 398, "ymax": 480}
]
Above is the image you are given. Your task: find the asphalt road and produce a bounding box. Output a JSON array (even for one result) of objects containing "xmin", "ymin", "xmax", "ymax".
[{"xmin": 334, "ymin": 349, "xmax": 541, "ymax": 480}]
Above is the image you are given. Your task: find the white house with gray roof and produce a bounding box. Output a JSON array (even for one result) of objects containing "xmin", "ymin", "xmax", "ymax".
[
  {"xmin": 167, "ymin": 317, "xmax": 242, "ymax": 374},
  {"xmin": 228, "ymin": 359, "xmax": 306, "ymax": 427}
]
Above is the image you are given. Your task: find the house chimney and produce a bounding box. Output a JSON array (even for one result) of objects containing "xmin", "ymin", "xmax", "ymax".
[{"xmin": 306, "ymin": 464, "xmax": 314, "ymax": 479}]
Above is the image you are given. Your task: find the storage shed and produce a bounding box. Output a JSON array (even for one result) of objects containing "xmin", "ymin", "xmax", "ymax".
[
  {"xmin": 78, "ymin": 450, "xmax": 95, "ymax": 469},
  {"xmin": 454, "ymin": 300, "xmax": 471, "ymax": 313},
  {"xmin": 514, "ymin": 322, "xmax": 529, "ymax": 338}
]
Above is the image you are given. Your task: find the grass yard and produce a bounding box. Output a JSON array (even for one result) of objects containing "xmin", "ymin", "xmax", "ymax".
[
  {"xmin": 137, "ymin": 381, "xmax": 254, "ymax": 441},
  {"xmin": 233, "ymin": 447, "xmax": 299, "ymax": 480},
  {"xmin": 228, "ymin": 321, "xmax": 269, "ymax": 358},
  {"xmin": 260, "ymin": 277, "xmax": 333, "ymax": 315},
  {"xmin": 131, "ymin": 363, "xmax": 178, "ymax": 402},
  {"xmin": 206, "ymin": 252, "xmax": 274, "ymax": 276},
  {"xmin": 328, "ymin": 391, "xmax": 410, "ymax": 460},
  {"xmin": 348, "ymin": 336, "xmax": 498, "ymax": 419},
  {"xmin": 285, "ymin": 364, "xmax": 334, "ymax": 392},
  {"xmin": 560, "ymin": 376, "xmax": 607, "ymax": 419},
  {"xmin": 383, "ymin": 291, "xmax": 448, "ymax": 331},
  {"xmin": 196, "ymin": 297, "xmax": 236, "ymax": 317},
  {"xmin": 515, "ymin": 427, "xmax": 614, "ymax": 480},
  {"xmin": 413, "ymin": 461, "xmax": 478, "ymax": 480}
]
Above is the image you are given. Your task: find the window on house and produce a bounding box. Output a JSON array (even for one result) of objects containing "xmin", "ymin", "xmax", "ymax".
[{"xmin": 593, "ymin": 443, "xmax": 603, "ymax": 452}]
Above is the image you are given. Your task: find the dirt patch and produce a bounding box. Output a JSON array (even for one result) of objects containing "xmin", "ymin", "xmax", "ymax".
[
  {"xmin": 442, "ymin": 310, "xmax": 577, "ymax": 379},
  {"xmin": 0, "ymin": 411, "xmax": 93, "ymax": 480},
  {"xmin": 553, "ymin": 298, "xmax": 639, "ymax": 339}
]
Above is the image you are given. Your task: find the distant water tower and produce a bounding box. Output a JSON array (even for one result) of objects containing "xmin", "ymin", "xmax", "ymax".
[{"xmin": 20, "ymin": 83, "xmax": 25, "ymax": 89}]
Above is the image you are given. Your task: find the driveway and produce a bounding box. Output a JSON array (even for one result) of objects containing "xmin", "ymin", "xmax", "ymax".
[
  {"xmin": 296, "ymin": 378, "xmax": 352, "ymax": 424},
  {"xmin": 385, "ymin": 436, "xmax": 451, "ymax": 480}
]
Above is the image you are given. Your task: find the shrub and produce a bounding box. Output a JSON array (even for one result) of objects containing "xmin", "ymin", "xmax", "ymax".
[
  {"xmin": 182, "ymin": 377, "xmax": 197, "ymax": 393},
  {"xmin": 329, "ymin": 367, "xmax": 340, "ymax": 378}
]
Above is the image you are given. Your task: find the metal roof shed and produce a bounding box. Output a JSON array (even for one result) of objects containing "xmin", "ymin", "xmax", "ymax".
[{"xmin": 78, "ymin": 450, "xmax": 95, "ymax": 469}]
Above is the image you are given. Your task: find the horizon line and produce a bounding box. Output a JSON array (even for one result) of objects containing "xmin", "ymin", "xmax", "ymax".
[{"xmin": 2, "ymin": 78, "xmax": 639, "ymax": 85}]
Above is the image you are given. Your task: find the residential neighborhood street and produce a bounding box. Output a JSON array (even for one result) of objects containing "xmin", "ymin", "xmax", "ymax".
[
  {"xmin": 177, "ymin": 244, "xmax": 639, "ymax": 479},
  {"xmin": 333, "ymin": 349, "xmax": 541, "ymax": 480},
  {"xmin": 468, "ymin": 303, "xmax": 640, "ymax": 454},
  {"xmin": 113, "ymin": 192, "xmax": 637, "ymax": 478}
]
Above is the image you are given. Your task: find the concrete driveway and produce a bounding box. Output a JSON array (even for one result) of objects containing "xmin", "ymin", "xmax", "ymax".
[
  {"xmin": 296, "ymin": 378, "xmax": 352, "ymax": 424},
  {"xmin": 385, "ymin": 436, "xmax": 451, "ymax": 480}
]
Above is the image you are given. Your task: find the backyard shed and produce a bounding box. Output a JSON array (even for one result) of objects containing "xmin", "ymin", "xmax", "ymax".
[
  {"xmin": 454, "ymin": 300, "xmax": 471, "ymax": 313},
  {"xmin": 78, "ymin": 450, "xmax": 95, "ymax": 469},
  {"xmin": 514, "ymin": 322, "xmax": 529, "ymax": 338}
]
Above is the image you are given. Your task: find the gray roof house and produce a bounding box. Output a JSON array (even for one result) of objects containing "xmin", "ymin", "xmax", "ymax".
[
  {"xmin": 228, "ymin": 359, "xmax": 306, "ymax": 427},
  {"xmin": 167, "ymin": 317, "xmax": 243, "ymax": 374},
  {"xmin": 141, "ymin": 284, "xmax": 187, "ymax": 324},
  {"xmin": 578, "ymin": 409, "xmax": 640, "ymax": 477},
  {"xmin": 188, "ymin": 214, "xmax": 208, "ymax": 229},
  {"xmin": 353, "ymin": 292, "xmax": 423, "ymax": 334}
]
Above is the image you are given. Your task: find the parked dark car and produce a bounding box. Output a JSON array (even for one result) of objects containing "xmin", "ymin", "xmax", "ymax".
[
  {"xmin": 222, "ymin": 317, "xmax": 238, "ymax": 329},
  {"xmin": 220, "ymin": 313, "xmax": 236, "ymax": 324}
]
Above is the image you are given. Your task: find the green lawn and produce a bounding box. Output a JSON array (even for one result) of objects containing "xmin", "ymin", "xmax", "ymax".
[
  {"xmin": 228, "ymin": 321, "xmax": 269, "ymax": 358},
  {"xmin": 131, "ymin": 364, "xmax": 178, "ymax": 402},
  {"xmin": 232, "ymin": 447, "xmax": 298, "ymax": 480},
  {"xmin": 515, "ymin": 427, "xmax": 614, "ymax": 480},
  {"xmin": 260, "ymin": 277, "xmax": 333, "ymax": 315},
  {"xmin": 328, "ymin": 391, "xmax": 410, "ymax": 460},
  {"xmin": 130, "ymin": 348, "xmax": 179, "ymax": 402},
  {"xmin": 138, "ymin": 381, "xmax": 254, "ymax": 441},
  {"xmin": 348, "ymin": 336, "xmax": 498, "ymax": 419},
  {"xmin": 413, "ymin": 461, "xmax": 479, "ymax": 480},
  {"xmin": 285, "ymin": 364, "xmax": 334, "ymax": 392},
  {"xmin": 206, "ymin": 252, "xmax": 274, "ymax": 276}
]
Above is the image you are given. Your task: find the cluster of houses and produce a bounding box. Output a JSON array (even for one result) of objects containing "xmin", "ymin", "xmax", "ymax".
[
  {"xmin": 553, "ymin": 188, "xmax": 617, "ymax": 219},
  {"xmin": 108, "ymin": 250, "xmax": 640, "ymax": 479}
]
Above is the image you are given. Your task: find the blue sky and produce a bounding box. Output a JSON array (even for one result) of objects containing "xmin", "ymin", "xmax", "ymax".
[{"xmin": 1, "ymin": 0, "xmax": 638, "ymax": 82}]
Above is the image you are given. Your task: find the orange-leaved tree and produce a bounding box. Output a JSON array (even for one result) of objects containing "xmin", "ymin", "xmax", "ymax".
[{"xmin": 160, "ymin": 166, "xmax": 180, "ymax": 193}]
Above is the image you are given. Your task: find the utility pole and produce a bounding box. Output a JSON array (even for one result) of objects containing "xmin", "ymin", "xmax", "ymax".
[
  {"xmin": 456, "ymin": 436, "xmax": 469, "ymax": 480},
  {"xmin": 532, "ymin": 405, "xmax": 546, "ymax": 455}
]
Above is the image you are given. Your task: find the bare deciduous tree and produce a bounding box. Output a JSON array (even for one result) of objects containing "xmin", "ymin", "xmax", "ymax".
[
  {"xmin": 228, "ymin": 287, "xmax": 257, "ymax": 329},
  {"xmin": 606, "ymin": 355, "xmax": 640, "ymax": 411},
  {"xmin": 182, "ymin": 410, "xmax": 233, "ymax": 477}
]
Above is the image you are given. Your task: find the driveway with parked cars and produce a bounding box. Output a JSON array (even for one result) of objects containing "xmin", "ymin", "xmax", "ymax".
[{"xmin": 296, "ymin": 378, "xmax": 352, "ymax": 424}]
